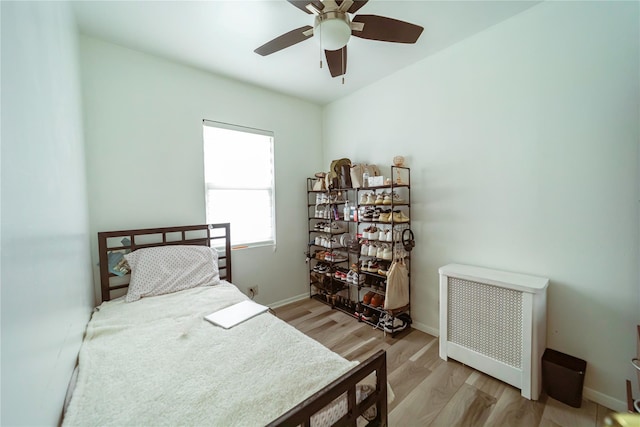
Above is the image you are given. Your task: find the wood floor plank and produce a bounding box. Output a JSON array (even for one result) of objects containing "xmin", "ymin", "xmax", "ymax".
[
  {"xmin": 390, "ymin": 360, "xmax": 473, "ymax": 425},
  {"xmin": 539, "ymin": 396, "xmax": 597, "ymax": 427},
  {"xmin": 482, "ymin": 385, "xmax": 545, "ymax": 427},
  {"xmin": 430, "ymin": 383, "xmax": 497, "ymax": 426}
]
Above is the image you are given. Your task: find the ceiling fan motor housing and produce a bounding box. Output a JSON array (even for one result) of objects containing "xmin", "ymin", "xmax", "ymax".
[{"xmin": 314, "ymin": 11, "xmax": 351, "ymax": 51}]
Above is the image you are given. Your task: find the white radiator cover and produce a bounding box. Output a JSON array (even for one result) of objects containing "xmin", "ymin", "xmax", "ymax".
[{"xmin": 439, "ymin": 264, "xmax": 549, "ymax": 400}]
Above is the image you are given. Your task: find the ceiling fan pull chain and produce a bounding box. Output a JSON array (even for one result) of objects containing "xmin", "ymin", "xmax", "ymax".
[{"xmin": 342, "ymin": 47, "xmax": 345, "ymax": 84}]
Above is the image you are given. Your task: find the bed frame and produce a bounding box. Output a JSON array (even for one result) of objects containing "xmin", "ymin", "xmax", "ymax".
[
  {"xmin": 96, "ymin": 223, "xmax": 388, "ymax": 426},
  {"xmin": 98, "ymin": 223, "xmax": 232, "ymax": 302}
]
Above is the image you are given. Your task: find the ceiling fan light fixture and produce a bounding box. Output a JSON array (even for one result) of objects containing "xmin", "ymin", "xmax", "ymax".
[{"xmin": 314, "ymin": 12, "xmax": 351, "ymax": 51}]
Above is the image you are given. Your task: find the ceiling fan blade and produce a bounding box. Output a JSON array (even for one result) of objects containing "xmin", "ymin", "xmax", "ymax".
[
  {"xmin": 352, "ymin": 15, "xmax": 423, "ymax": 43},
  {"xmin": 336, "ymin": 0, "xmax": 369, "ymax": 14},
  {"xmin": 254, "ymin": 25, "xmax": 314, "ymax": 56},
  {"xmin": 287, "ymin": 0, "xmax": 324, "ymax": 14},
  {"xmin": 325, "ymin": 47, "xmax": 347, "ymax": 77}
]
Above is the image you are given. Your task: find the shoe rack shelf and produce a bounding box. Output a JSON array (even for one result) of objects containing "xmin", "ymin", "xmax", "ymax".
[{"xmin": 306, "ymin": 165, "xmax": 413, "ymax": 336}]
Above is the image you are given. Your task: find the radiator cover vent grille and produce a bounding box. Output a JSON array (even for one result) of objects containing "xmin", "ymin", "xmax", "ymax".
[{"xmin": 448, "ymin": 277, "xmax": 523, "ymax": 368}]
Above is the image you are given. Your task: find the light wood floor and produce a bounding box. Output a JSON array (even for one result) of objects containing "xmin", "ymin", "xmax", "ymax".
[{"xmin": 273, "ymin": 298, "xmax": 614, "ymax": 427}]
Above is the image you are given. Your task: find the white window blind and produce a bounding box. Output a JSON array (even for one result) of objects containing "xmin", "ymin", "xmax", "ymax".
[{"xmin": 203, "ymin": 120, "xmax": 275, "ymax": 247}]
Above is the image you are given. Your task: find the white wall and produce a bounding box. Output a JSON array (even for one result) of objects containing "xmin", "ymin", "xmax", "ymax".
[
  {"xmin": 79, "ymin": 36, "xmax": 323, "ymax": 306},
  {"xmin": 323, "ymin": 1, "xmax": 639, "ymax": 410},
  {"xmin": 1, "ymin": 2, "xmax": 94, "ymax": 425}
]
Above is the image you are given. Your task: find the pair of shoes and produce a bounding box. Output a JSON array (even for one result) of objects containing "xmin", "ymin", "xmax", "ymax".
[
  {"xmin": 314, "ymin": 221, "xmax": 327, "ymax": 231},
  {"xmin": 365, "ymin": 260, "xmax": 379, "ymax": 273},
  {"xmin": 361, "ymin": 308, "xmax": 375, "ymax": 322},
  {"xmin": 324, "ymin": 223, "xmax": 346, "ymax": 234},
  {"xmin": 334, "ymin": 269, "xmax": 348, "ymax": 280},
  {"xmin": 383, "ymin": 191, "xmax": 405, "ymax": 205},
  {"xmin": 362, "ymin": 226, "xmax": 379, "ymax": 239},
  {"xmin": 362, "ymin": 291, "xmax": 375, "ymax": 305},
  {"xmin": 360, "ymin": 206, "xmax": 376, "ymax": 221},
  {"xmin": 313, "ymin": 263, "xmax": 330, "ymax": 274},
  {"xmin": 360, "ymin": 193, "xmax": 377, "ymax": 205},
  {"xmin": 374, "ymin": 192, "xmax": 387, "ymax": 205}
]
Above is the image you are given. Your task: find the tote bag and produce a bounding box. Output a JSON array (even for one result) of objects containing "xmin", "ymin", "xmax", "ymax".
[
  {"xmin": 350, "ymin": 164, "xmax": 381, "ymax": 188},
  {"xmin": 384, "ymin": 259, "xmax": 409, "ymax": 310}
]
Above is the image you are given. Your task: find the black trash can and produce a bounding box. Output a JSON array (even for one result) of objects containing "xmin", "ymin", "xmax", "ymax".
[{"xmin": 542, "ymin": 348, "xmax": 587, "ymax": 408}]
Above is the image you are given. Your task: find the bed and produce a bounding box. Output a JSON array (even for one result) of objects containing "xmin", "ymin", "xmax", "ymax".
[{"xmin": 63, "ymin": 223, "xmax": 388, "ymax": 427}]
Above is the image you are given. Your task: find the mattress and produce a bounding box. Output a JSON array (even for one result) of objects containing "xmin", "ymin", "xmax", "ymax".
[{"xmin": 63, "ymin": 282, "xmax": 359, "ymax": 426}]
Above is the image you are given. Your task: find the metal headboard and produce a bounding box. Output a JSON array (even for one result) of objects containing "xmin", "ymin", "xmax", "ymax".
[{"xmin": 97, "ymin": 223, "xmax": 232, "ymax": 302}]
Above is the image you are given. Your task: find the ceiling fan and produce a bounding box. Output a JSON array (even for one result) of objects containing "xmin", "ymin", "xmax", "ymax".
[{"xmin": 254, "ymin": 0, "xmax": 424, "ymax": 79}]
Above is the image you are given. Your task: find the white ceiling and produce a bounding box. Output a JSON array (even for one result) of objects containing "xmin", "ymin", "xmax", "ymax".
[{"xmin": 72, "ymin": 0, "xmax": 541, "ymax": 105}]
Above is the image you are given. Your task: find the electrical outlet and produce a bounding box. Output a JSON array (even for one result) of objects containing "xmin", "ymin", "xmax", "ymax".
[{"xmin": 248, "ymin": 286, "xmax": 259, "ymax": 298}]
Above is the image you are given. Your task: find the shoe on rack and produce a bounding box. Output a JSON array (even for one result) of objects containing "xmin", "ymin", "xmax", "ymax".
[
  {"xmin": 347, "ymin": 270, "xmax": 356, "ymax": 284},
  {"xmin": 391, "ymin": 191, "xmax": 405, "ymax": 204},
  {"xmin": 329, "ymin": 223, "xmax": 346, "ymax": 234},
  {"xmin": 366, "ymin": 193, "xmax": 377, "ymax": 205},
  {"xmin": 359, "ymin": 192, "xmax": 369, "ymax": 205},
  {"xmin": 368, "ymin": 243, "xmax": 377, "ymax": 257},
  {"xmin": 377, "ymin": 263, "xmax": 389, "ymax": 276},
  {"xmin": 376, "ymin": 314, "xmax": 389, "ymax": 330},
  {"xmin": 374, "ymin": 192, "xmax": 385, "ymax": 205},
  {"xmin": 382, "ymin": 245, "xmax": 393, "ymax": 261},
  {"xmin": 361, "ymin": 241, "xmax": 369, "ymax": 256},
  {"xmin": 383, "ymin": 313, "xmax": 412, "ymax": 333},
  {"xmin": 362, "ymin": 291, "xmax": 374, "ymax": 305},
  {"xmin": 392, "ymin": 210, "xmax": 410, "ymax": 223},
  {"xmin": 361, "ymin": 207, "xmax": 373, "ymax": 221},
  {"xmin": 378, "ymin": 211, "xmax": 391, "ymax": 223},
  {"xmin": 353, "ymin": 272, "xmax": 365, "ymax": 285},
  {"xmin": 368, "ymin": 261, "xmax": 380, "ymax": 273},
  {"xmin": 361, "ymin": 308, "xmax": 374, "ymax": 322},
  {"xmin": 385, "ymin": 229, "xmax": 394, "ymax": 242},
  {"xmin": 371, "ymin": 293, "xmax": 384, "ymax": 307}
]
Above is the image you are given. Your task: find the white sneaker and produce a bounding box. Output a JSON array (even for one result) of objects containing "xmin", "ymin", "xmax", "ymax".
[
  {"xmin": 368, "ymin": 243, "xmax": 377, "ymax": 257},
  {"xmin": 361, "ymin": 242, "xmax": 369, "ymax": 256},
  {"xmin": 383, "ymin": 314, "xmax": 411, "ymax": 333}
]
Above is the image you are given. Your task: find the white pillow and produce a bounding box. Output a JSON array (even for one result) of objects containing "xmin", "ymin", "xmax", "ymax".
[{"xmin": 124, "ymin": 245, "xmax": 220, "ymax": 302}]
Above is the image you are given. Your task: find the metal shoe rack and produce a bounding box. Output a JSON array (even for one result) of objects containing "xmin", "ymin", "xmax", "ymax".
[{"xmin": 305, "ymin": 165, "xmax": 412, "ymax": 336}]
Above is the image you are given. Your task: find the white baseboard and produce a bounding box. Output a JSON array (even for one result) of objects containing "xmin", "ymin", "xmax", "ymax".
[
  {"xmin": 411, "ymin": 321, "xmax": 439, "ymax": 337},
  {"xmin": 583, "ymin": 387, "xmax": 627, "ymax": 413},
  {"xmin": 269, "ymin": 293, "xmax": 308, "ymax": 309}
]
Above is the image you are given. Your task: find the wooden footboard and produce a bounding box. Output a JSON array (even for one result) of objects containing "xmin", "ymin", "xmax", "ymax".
[{"xmin": 267, "ymin": 349, "xmax": 388, "ymax": 427}]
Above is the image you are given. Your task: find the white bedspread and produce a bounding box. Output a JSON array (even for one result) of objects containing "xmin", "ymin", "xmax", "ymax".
[{"xmin": 63, "ymin": 282, "xmax": 358, "ymax": 426}]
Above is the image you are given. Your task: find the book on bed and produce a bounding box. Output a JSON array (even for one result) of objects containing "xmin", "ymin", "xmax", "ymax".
[{"xmin": 204, "ymin": 300, "xmax": 269, "ymax": 329}]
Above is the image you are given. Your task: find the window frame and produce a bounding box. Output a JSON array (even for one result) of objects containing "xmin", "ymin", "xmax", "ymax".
[{"xmin": 202, "ymin": 119, "xmax": 276, "ymax": 249}]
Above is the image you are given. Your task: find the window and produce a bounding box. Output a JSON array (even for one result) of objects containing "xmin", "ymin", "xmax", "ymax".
[{"xmin": 203, "ymin": 120, "xmax": 275, "ymax": 247}]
